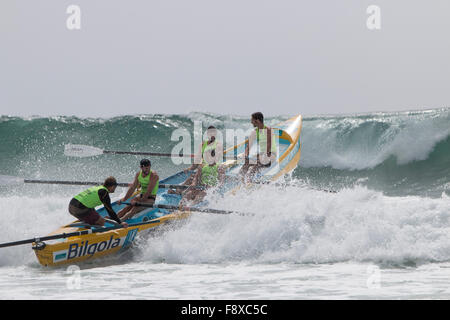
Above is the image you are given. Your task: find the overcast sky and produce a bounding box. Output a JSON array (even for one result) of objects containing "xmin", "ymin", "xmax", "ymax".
[{"xmin": 1, "ymin": 0, "xmax": 449, "ymax": 118}]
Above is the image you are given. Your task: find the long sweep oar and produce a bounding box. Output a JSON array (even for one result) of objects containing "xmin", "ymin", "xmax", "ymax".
[
  {"xmin": 64, "ymin": 144, "xmax": 195, "ymax": 158},
  {"xmin": 0, "ymin": 175, "xmax": 194, "ymax": 190},
  {"xmin": 128, "ymin": 202, "xmax": 251, "ymax": 216},
  {"xmin": 0, "ymin": 219, "xmax": 161, "ymax": 249},
  {"xmin": 64, "ymin": 144, "xmax": 241, "ymax": 160}
]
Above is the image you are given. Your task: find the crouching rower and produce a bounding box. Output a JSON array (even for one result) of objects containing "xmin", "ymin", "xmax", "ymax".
[
  {"xmin": 117, "ymin": 159, "xmax": 159, "ymax": 220},
  {"xmin": 68, "ymin": 176, "xmax": 128, "ymax": 227},
  {"xmin": 169, "ymin": 125, "xmax": 223, "ymax": 195},
  {"xmin": 180, "ymin": 150, "xmax": 225, "ymax": 205}
]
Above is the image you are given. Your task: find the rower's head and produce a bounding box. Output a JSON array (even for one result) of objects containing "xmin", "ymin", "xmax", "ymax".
[
  {"xmin": 140, "ymin": 158, "xmax": 151, "ymax": 174},
  {"xmin": 251, "ymin": 112, "xmax": 264, "ymax": 128},
  {"xmin": 104, "ymin": 176, "xmax": 118, "ymax": 193},
  {"xmin": 206, "ymin": 125, "xmax": 217, "ymax": 141}
]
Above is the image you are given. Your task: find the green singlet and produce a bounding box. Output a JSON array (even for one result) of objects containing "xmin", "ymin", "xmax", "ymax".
[
  {"xmin": 255, "ymin": 125, "xmax": 277, "ymax": 154},
  {"xmin": 138, "ymin": 170, "xmax": 159, "ymax": 196},
  {"xmin": 73, "ymin": 185, "xmax": 108, "ymax": 209},
  {"xmin": 201, "ymin": 140, "xmax": 217, "ymax": 164}
]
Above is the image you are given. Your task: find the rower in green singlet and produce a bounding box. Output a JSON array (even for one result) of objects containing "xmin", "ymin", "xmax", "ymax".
[
  {"xmin": 117, "ymin": 159, "xmax": 160, "ymax": 220},
  {"xmin": 68, "ymin": 176, "xmax": 128, "ymax": 227},
  {"xmin": 169, "ymin": 125, "xmax": 223, "ymax": 194},
  {"xmin": 180, "ymin": 148, "xmax": 226, "ymax": 205}
]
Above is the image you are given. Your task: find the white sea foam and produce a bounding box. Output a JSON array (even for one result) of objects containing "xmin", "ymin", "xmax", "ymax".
[
  {"xmin": 139, "ymin": 185, "xmax": 450, "ymax": 266},
  {"xmin": 1, "ymin": 181, "xmax": 449, "ymax": 299},
  {"xmin": 0, "ymin": 196, "xmax": 70, "ymax": 267}
]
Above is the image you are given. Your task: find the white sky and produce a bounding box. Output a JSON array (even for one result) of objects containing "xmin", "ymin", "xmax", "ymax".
[{"xmin": 1, "ymin": 0, "xmax": 449, "ymax": 118}]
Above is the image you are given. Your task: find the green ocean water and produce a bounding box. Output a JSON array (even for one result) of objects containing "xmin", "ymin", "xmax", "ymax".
[{"xmin": 1, "ymin": 108, "xmax": 449, "ymax": 197}]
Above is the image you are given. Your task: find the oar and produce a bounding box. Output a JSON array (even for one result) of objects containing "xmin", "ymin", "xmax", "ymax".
[
  {"xmin": 64, "ymin": 144, "xmax": 241, "ymax": 160},
  {"xmin": 64, "ymin": 144, "xmax": 195, "ymax": 158},
  {"xmin": 0, "ymin": 175, "xmax": 194, "ymax": 190},
  {"xmin": 0, "ymin": 219, "xmax": 161, "ymax": 249},
  {"xmin": 128, "ymin": 202, "xmax": 251, "ymax": 216}
]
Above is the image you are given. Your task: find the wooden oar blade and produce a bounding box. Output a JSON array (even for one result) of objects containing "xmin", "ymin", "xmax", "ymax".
[{"xmin": 64, "ymin": 144, "xmax": 104, "ymax": 157}]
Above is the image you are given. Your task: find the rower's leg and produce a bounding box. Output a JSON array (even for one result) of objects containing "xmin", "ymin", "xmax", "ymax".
[
  {"xmin": 248, "ymin": 165, "xmax": 261, "ymax": 182},
  {"xmin": 239, "ymin": 163, "xmax": 251, "ymax": 183},
  {"xmin": 180, "ymin": 188, "xmax": 201, "ymax": 206},
  {"xmin": 117, "ymin": 206, "xmax": 131, "ymax": 219},
  {"xmin": 94, "ymin": 217, "xmax": 106, "ymax": 226},
  {"xmin": 239, "ymin": 163, "xmax": 250, "ymax": 176},
  {"xmin": 168, "ymin": 171, "xmax": 197, "ymax": 194},
  {"xmin": 122, "ymin": 198, "xmax": 155, "ymax": 220},
  {"xmin": 192, "ymin": 190, "xmax": 207, "ymax": 204},
  {"xmin": 180, "ymin": 189, "xmax": 195, "ymax": 204}
]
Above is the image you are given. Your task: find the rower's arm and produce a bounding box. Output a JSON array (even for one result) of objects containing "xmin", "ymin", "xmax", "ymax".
[
  {"xmin": 185, "ymin": 144, "xmax": 203, "ymax": 171},
  {"xmin": 122, "ymin": 172, "xmax": 139, "ymax": 201},
  {"xmin": 191, "ymin": 167, "xmax": 203, "ymax": 186},
  {"xmin": 98, "ymin": 189, "xmax": 122, "ymax": 224},
  {"xmin": 267, "ymin": 127, "xmax": 272, "ymax": 157},
  {"xmin": 245, "ymin": 131, "xmax": 256, "ymax": 159},
  {"xmin": 218, "ymin": 165, "xmax": 226, "ymax": 185}
]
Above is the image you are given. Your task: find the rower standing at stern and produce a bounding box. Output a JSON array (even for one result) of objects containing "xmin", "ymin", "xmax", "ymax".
[
  {"xmin": 240, "ymin": 112, "xmax": 277, "ymax": 181},
  {"xmin": 68, "ymin": 176, "xmax": 128, "ymax": 227},
  {"xmin": 117, "ymin": 159, "xmax": 159, "ymax": 220}
]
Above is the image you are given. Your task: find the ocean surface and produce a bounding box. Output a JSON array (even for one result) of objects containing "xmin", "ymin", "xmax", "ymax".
[{"xmin": 0, "ymin": 108, "xmax": 449, "ymax": 300}]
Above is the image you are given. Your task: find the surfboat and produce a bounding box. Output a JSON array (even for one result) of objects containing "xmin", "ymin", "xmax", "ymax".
[{"xmin": 32, "ymin": 115, "xmax": 302, "ymax": 266}]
